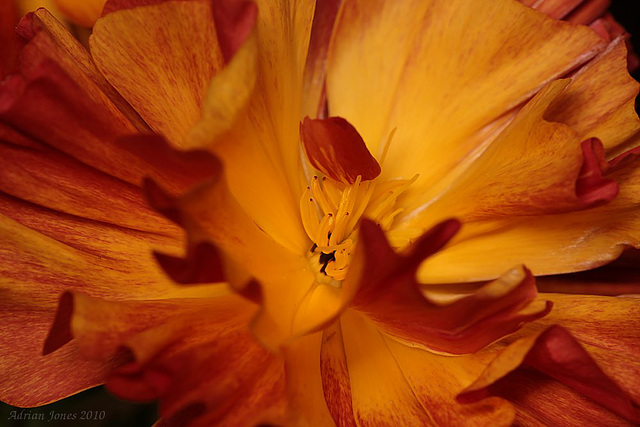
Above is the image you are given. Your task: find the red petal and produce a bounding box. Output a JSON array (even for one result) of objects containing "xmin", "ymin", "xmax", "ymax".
[
  {"xmin": 300, "ymin": 116, "xmax": 381, "ymax": 184},
  {"xmin": 348, "ymin": 219, "xmax": 551, "ymax": 354},
  {"xmin": 302, "ymin": 0, "xmax": 343, "ymax": 118},
  {"xmin": 210, "ymin": 0, "xmax": 258, "ymax": 63},
  {"xmin": 575, "ymin": 138, "xmax": 618, "ymax": 205},
  {"xmin": 154, "ymin": 242, "xmax": 225, "ymax": 285},
  {"xmin": 0, "ymin": 0, "xmax": 18, "ymax": 79}
]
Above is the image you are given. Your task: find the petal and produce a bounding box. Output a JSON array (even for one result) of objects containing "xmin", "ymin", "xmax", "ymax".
[
  {"xmin": 185, "ymin": 0, "xmax": 317, "ymax": 253},
  {"xmin": 283, "ymin": 332, "xmax": 334, "ymax": 425},
  {"xmin": 529, "ymin": 293, "xmax": 640, "ymax": 404},
  {"xmin": 419, "ymin": 145, "xmax": 640, "ymax": 282},
  {"xmin": 320, "ymin": 321, "xmax": 356, "ymax": 426},
  {"xmin": 336, "ymin": 310, "xmax": 515, "ymax": 425},
  {"xmin": 0, "ymin": 207, "xmax": 180, "ymax": 302},
  {"xmin": 338, "ymin": 310, "xmax": 439, "ymax": 425},
  {"xmin": 327, "ymin": 0, "xmax": 603, "ymax": 201},
  {"xmin": 300, "ymin": 116, "xmax": 381, "ymax": 184},
  {"xmin": 53, "ymin": 0, "xmax": 106, "ymax": 26},
  {"xmin": 403, "ymin": 80, "xmax": 615, "ymax": 231},
  {"xmin": 0, "ymin": 134, "xmax": 175, "ymax": 234},
  {"xmin": 347, "ymin": 220, "xmax": 551, "ymax": 354},
  {"xmin": 14, "ymin": 9, "xmax": 147, "ymax": 133},
  {"xmin": 90, "ymin": 1, "xmax": 224, "ymax": 147},
  {"xmin": 544, "ymin": 38, "xmax": 640, "ymax": 157},
  {"xmin": 146, "ymin": 164, "xmax": 315, "ymax": 351},
  {"xmin": 53, "ymin": 292, "xmax": 289, "ymax": 425},
  {"xmin": 537, "ymin": 252, "xmax": 640, "ymax": 295},
  {"xmin": 0, "ymin": 0, "xmax": 18, "ymax": 78},
  {"xmin": 301, "ymin": 0, "xmax": 343, "ymax": 118},
  {"xmin": 459, "ymin": 325, "xmax": 640, "ymax": 423},
  {"xmin": 0, "ymin": 293, "xmax": 113, "ymax": 406}
]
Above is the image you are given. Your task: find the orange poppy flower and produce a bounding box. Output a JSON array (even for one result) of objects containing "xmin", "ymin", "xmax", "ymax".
[{"xmin": 0, "ymin": 0, "xmax": 639, "ymax": 425}]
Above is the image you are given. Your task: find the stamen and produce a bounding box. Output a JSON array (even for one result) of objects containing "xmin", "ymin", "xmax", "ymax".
[{"xmin": 300, "ymin": 165, "xmax": 414, "ymax": 284}]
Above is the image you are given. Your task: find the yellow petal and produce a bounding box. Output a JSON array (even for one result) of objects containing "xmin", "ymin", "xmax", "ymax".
[
  {"xmin": 419, "ymin": 149, "xmax": 640, "ymax": 282},
  {"xmin": 327, "ymin": 0, "xmax": 603, "ymax": 207},
  {"xmin": 545, "ymin": 38, "xmax": 640, "ymax": 158},
  {"xmin": 53, "ymin": 0, "xmax": 106, "ymax": 27},
  {"xmin": 283, "ymin": 332, "xmax": 335, "ymax": 426},
  {"xmin": 90, "ymin": 1, "xmax": 224, "ymax": 147},
  {"xmin": 184, "ymin": 0, "xmax": 317, "ymax": 253}
]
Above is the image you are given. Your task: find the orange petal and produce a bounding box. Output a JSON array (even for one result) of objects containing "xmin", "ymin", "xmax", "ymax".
[
  {"xmin": 300, "ymin": 116, "xmax": 381, "ymax": 184},
  {"xmin": 0, "ymin": 293, "xmax": 113, "ymax": 407},
  {"xmin": 537, "ymin": 253, "xmax": 640, "ymax": 295},
  {"xmin": 347, "ymin": 220, "xmax": 550, "ymax": 354},
  {"xmin": 327, "ymin": 0, "xmax": 603, "ymax": 203},
  {"xmin": 0, "ymin": 205, "xmax": 180, "ymax": 302},
  {"xmin": 529, "ymin": 293, "xmax": 640, "ymax": 404},
  {"xmin": 0, "ymin": 133, "xmax": 175, "ymax": 234},
  {"xmin": 15, "ymin": 9, "xmax": 146, "ymax": 132},
  {"xmin": 459, "ymin": 325, "xmax": 640, "ymax": 423},
  {"xmin": 90, "ymin": 1, "xmax": 224, "ymax": 147}
]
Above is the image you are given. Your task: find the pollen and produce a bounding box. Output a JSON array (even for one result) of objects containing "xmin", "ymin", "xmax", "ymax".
[{"xmin": 300, "ymin": 171, "xmax": 417, "ymax": 285}]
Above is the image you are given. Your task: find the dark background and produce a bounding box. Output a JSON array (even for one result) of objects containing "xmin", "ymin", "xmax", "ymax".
[{"xmin": 1, "ymin": 1, "xmax": 639, "ymax": 426}]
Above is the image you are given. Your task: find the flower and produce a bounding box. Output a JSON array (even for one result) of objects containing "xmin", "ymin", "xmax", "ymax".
[{"xmin": 1, "ymin": 0, "xmax": 639, "ymax": 425}]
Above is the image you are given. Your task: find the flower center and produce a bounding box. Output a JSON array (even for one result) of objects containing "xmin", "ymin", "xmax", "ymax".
[{"xmin": 300, "ymin": 173, "xmax": 417, "ymax": 286}]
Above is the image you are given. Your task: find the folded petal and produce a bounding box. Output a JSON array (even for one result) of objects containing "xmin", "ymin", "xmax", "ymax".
[
  {"xmin": 344, "ymin": 220, "xmax": 551, "ymax": 354},
  {"xmin": 90, "ymin": 1, "xmax": 224, "ymax": 147},
  {"xmin": 327, "ymin": 0, "xmax": 603, "ymax": 204},
  {"xmin": 283, "ymin": 332, "xmax": 334, "ymax": 425}
]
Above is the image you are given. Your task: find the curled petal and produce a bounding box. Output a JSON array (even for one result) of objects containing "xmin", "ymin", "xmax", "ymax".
[
  {"xmin": 300, "ymin": 116, "xmax": 381, "ymax": 184},
  {"xmin": 348, "ymin": 220, "xmax": 550, "ymax": 354}
]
